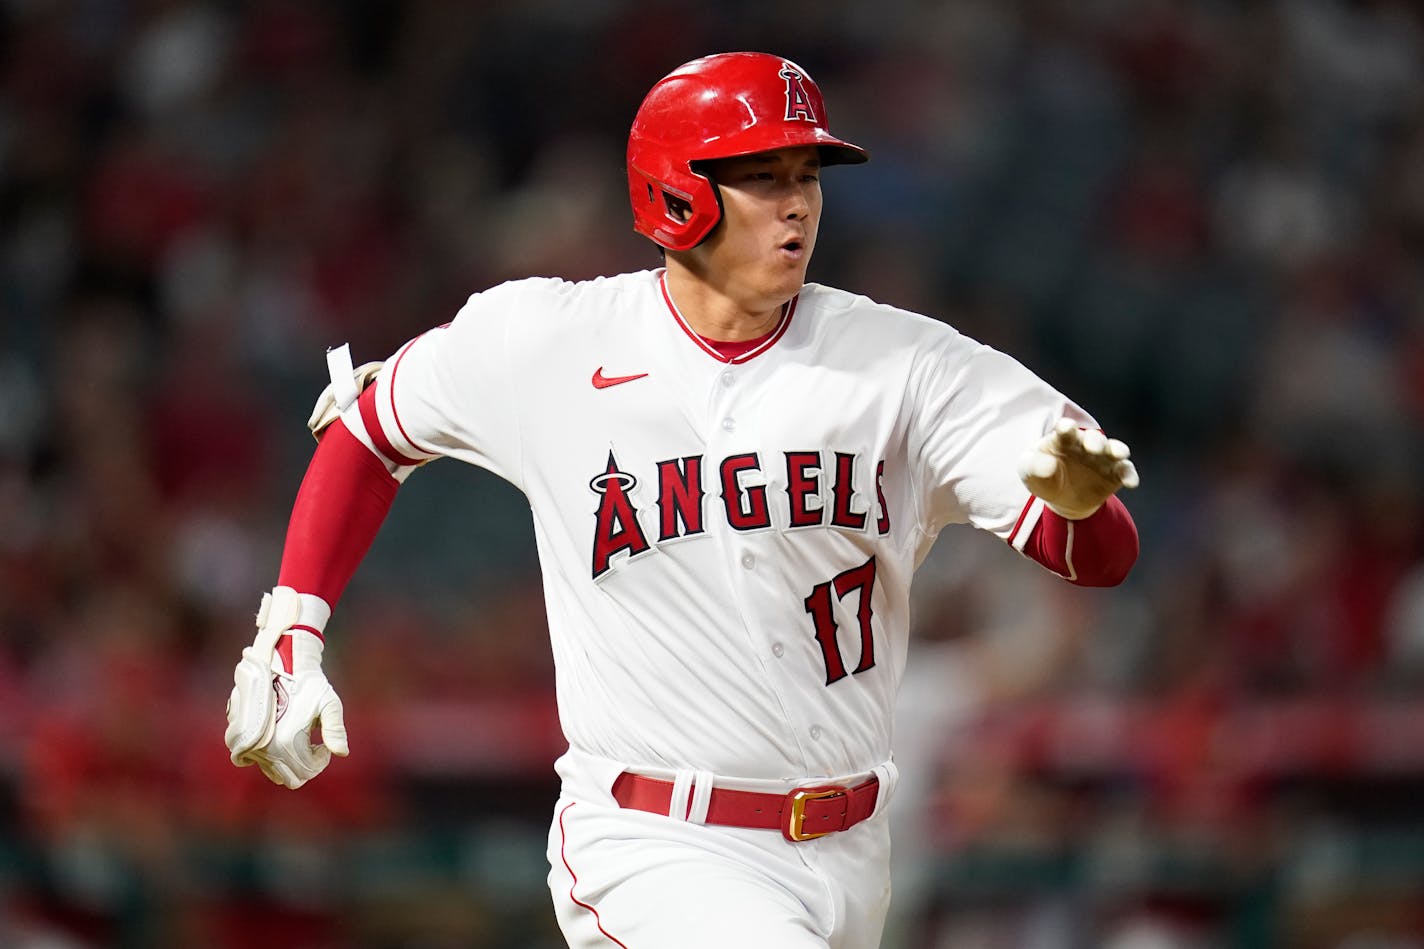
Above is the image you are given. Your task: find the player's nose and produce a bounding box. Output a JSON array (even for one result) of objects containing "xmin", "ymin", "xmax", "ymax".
[{"xmin": 783, "ymin": 188, "xmax": 810, "ymax": 220}]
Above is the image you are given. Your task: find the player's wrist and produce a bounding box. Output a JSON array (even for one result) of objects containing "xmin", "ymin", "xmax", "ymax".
[
  {"xmin": 274, "ymin": 591, "xmax": 332, "ymax": 675},
  {"xmin": 1040, "ymin": 496, "xmax": 1103, "ymax": 521}
]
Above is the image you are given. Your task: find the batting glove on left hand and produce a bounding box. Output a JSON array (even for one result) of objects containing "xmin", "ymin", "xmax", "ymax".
[
  {"xmin": 225, "ymin": 587, "xmax": 348, "ymax": 789},
  {"xmin": 1018, "ymin": 417, "xmax": 1140, "ymax": 520}
]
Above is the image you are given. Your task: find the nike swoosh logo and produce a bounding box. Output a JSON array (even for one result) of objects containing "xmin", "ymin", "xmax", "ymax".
[{"xmin": 592, "ymin": 368, "xmax": 649, "ymax": 389}]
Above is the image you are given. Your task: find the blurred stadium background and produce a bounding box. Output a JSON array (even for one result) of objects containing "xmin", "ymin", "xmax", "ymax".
[{"xmin": 2, "ymin": 1, "xmax": 1423, "ymax": 946}]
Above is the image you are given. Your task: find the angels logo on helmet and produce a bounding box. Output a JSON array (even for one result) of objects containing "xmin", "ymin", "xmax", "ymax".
[{"xmin": 780, "ymin": 64, "xmax": 817, "ymax": 122}]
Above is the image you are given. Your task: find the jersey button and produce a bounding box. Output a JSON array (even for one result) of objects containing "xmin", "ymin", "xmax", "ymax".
[
  {"xmin": 771, "ymin": 642, "xmax": 784, "ymax": 658},
  {"xmin": 720, "ymin": 370, "xmax": 735, "ymax": 387},
  {"xmin": 809, "ymin": 725, "xmax": 823, "ymax": 741},
  {"xmin": 721, "ymin": 416, "xmax": 736, "ymax": 432},
  {"xmin": 740, "ymin": 553, "xmax": 755, "ymax": 570}
]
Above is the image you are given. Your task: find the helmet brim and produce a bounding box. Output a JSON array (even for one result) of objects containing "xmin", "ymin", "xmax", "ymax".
[{"xmin": 819, "ymin": 141, "xmax": 869, "ymax": 166}]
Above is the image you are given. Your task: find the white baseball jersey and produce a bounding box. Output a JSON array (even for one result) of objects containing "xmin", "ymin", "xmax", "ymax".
[{"xmin": 353, "ymin": 268, "xmax": 1090, "ymax": 783}]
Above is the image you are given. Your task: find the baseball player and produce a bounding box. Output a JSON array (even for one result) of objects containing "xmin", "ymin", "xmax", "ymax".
[{"xmin": 225, "ymin": 52, "xmax": 1140, "ymax": 947}]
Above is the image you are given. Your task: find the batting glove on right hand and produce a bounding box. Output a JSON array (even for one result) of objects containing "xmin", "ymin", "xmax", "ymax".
[
  {"xmin": 225, "ymin": 587, "xmax": 348, "ymax": 789},
  {"xmin": 1018, "ymin": 417, "xmax": 1140, "ymax": 520}
]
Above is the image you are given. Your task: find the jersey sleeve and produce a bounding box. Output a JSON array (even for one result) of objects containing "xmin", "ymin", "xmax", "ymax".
[
  {"xmin": 355, "ymin": 281, "xmax": 530, "ymax": 488},
  {"xmin": 908, "ymin": 333, "xmax": 1094, "ymax": 542}
]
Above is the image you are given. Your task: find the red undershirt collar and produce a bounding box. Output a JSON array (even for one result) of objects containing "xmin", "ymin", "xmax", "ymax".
[
  {"xmin": 699, "ymin": 326, "xmax": 779, "ymax": 360},
  {"xmin": 658, "ymin": 271, "xmax": 798, "ymax": 365}
]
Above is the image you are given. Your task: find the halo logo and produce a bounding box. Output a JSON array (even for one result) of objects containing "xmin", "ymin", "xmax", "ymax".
[{"xmin": 780, "ymin": 64, "xmax": 816, "ymax": 122}]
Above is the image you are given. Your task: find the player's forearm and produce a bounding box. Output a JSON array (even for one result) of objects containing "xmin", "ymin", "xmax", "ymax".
[
  {"xmin": 276, "ymin": 417, "xmax": 400, "ymax": 607},
  {"xmin": 1023, "ymin": 494, "xmax": 1138, "ymax": 587}
]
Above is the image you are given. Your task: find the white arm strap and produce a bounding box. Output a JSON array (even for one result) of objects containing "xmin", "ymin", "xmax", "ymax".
[
  {"xmin": 326, "ymin": 344, "xmax": 361, "ymax": 417},
  {"xmin": 306, "ymin": 343, "xmax": 418, "ymax": 482}
]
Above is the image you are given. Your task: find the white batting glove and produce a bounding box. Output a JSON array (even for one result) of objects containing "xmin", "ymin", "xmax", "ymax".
[
  {"xmin": 224, "ymin": 587, "xmax": 348, "ymax": 789},
  {"xmin": 1018, "ymin": 417, "xmax": 1140, "ymax": 520}
]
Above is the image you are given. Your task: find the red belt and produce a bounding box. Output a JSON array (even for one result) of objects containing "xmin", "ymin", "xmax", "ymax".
[{"xmin": 611, "ymin": 771, "xmax": 880, "ymax": 842}]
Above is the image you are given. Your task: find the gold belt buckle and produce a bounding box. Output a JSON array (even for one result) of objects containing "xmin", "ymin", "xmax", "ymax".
[{"xmin": 784, "ymin": 785, "xmax": 848, "ymax": 842}]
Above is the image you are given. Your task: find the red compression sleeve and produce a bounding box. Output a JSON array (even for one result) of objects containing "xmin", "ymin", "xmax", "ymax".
[
  {"xmin": 276, "ymin": 419, "xmax": 400, "ymax": 606},
  {"xmin": 1021, "ymin": 494, "xmax": 1139, "ymax": 587}
]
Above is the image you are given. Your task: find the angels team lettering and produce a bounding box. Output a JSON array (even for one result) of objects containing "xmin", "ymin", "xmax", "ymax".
[{"xmin": 589, "ymin": 449, "xmax": 891, "ymax": 579}]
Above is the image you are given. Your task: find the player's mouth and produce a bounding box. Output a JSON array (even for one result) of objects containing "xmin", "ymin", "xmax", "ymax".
[{"xmin": 777, "ymin": 237, "xmax": 806, "ymax": 260}]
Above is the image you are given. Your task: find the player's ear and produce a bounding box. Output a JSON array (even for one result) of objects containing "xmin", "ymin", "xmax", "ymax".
[{"xmin": 664, "ymin": 194, "xmax": 694, "ymax": 223}]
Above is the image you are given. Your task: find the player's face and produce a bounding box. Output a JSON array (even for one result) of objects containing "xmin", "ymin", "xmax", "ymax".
[{"xmin": 695, "ymin": 146, "xmax": 823, "ymax": 311}]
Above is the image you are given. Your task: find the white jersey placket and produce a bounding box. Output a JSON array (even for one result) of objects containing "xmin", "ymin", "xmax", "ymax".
[{"xmin": 704, "ymin": 348, "xmax": 828, "ymax": 773}]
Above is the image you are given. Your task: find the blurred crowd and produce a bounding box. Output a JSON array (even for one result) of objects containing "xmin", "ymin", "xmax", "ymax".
[{"xmin": 2, "ymin": 0, "xmax": 1423, "ymax": 946}]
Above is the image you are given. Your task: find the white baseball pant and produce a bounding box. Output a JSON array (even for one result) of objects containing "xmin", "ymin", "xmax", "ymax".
[{"xmin": 546, "ymin": 749, "xmax": 897, "ymax": 948}]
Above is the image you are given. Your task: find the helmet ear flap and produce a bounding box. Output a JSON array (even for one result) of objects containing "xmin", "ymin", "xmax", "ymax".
[{"xmin": 627, "ymin": 164, "xmax": 723, "ymax": 251}]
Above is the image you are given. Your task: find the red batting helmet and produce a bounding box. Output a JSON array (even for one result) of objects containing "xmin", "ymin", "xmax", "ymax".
[{"xmin": 627, "ymin": 52, "xmax": 868, "ymax": 251}]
